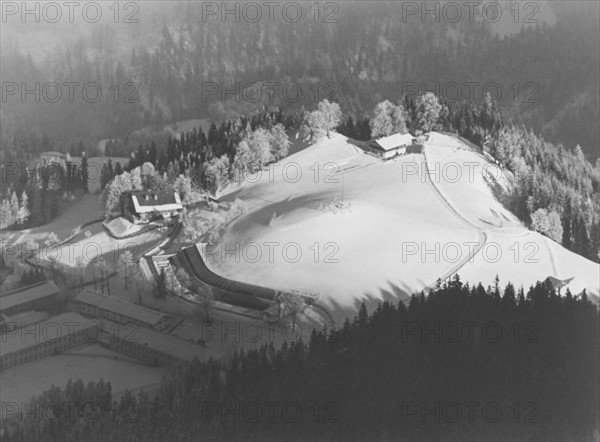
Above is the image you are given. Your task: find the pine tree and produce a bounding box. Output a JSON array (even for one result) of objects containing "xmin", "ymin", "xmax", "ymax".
[
  {"xmin": 119, "ymin": 250, "xmax": 137, "ymax": 291},
  {"xmin": 99, "ymin": 163, "xmax": 110, "ymax": 190},
  {"xmin": 573, "ymin": 216, "xmax": 590, "ymax": 258},
  {"xmin": 155, "ymin": 268, "xmax": 168, "ymax": 298},
  {"xmin": 0, "ymin": 199, "xmax": 12, "ymax": 229},
  {"xmin": 114, "ymin": 161, "xmax": 123, "ymax": 177},
  {"xmin": 9, "ymin": 191, "xmax": 20, "ymax": 222},
  {"xmin": 356, "ymin": 302, "xmax": 368, "ymax": 328},
  {"xmin": 590, "ymin": 221, "xmax": 600, "ymax": 262},
  {"xmin": 269, "ymin": 124, "xmax": 291, "ymax": 161},
  {"xmin": 80, "ymin": 152, "xmax": 89, "ymax": 192},
  {"xmin": 28, "ymin": 183, "xmax": 43, "ymax": 226},
  {"xmin": 108, "ymin": 157, "xmax": 116, "ymax": 179},
  {"xmin": 17, "ymin": 191, "xmax": 30, "ymax": 225}
]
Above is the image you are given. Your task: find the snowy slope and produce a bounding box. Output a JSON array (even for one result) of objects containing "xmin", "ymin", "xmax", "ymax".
[{"xmin": 211, "ymin": 132, "xmax": 599, "ymax": 320}]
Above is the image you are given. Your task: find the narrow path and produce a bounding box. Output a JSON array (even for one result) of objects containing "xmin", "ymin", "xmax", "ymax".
[
  {"xmin": 422, "ymin": 142, "xmax": 562, "ymax": 289},
  {"xmin": 419, "ymin": 148, "xmax": 488, "ymax": 290}
]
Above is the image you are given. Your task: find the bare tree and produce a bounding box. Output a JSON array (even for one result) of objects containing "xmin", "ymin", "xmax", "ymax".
[
  {"xmin": 93, "ymin": 258, "xmax": 112, "ymax": 295},
  {"xmin": 119, "ymin": 250, "xmax": 138, "ymax": 291},
  {"xmin": 175, "ymin": 268, "xmax": 191, "ymax": 297},
  {"xmin": 75, "ymin": 256, "xmax": 86, "ymax": 287},
  {"xmin": 278, "ymin": 292, "xmax": 305, "ymax": 327},
  {"xmin": 415, "ymin": 92, "xmax": 442, "ymax": 133},
  {"xmin": 305, "ymin": 99, "xmax": 342, "ymax": 140},
  {"xmin": 196, "ymin": 285, "xmax": 215, "ymax": 323},
  {"xmin": 370, "ymin": 100, "xmax": 407, "ymax": 138}
]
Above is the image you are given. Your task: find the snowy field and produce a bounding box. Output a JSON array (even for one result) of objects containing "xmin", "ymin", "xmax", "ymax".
[
  {"xmin": 0, "ymin": 344, "xmax": 168, "ymax": 406},
  {"xmin": 209, "ymin": 132, "xmax": 599, "ymax": 321},
  {"xmin": 423, "ymin": 133, "xmax": 599, "ymax": 296}
]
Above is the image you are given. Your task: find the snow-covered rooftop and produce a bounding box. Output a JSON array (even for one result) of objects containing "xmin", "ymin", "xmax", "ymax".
[
  {"xmin": 375, "ymin": 133, "xmax": 414, "ymax": 151},
  {"xmin": 131, "ymin": 191, "xmax": 183, "ymax": 214}
]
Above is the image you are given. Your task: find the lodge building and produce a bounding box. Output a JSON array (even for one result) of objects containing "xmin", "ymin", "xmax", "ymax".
[
  {"xmin": 122, "ymin": 191, "xmax": 183, "ymax": 224},
  {"xmin": 363, "ymin": 133, "xmax": 423, "ymax": 159}
]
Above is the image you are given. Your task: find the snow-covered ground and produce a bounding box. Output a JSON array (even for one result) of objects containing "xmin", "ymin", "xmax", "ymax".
[
  {"xmin": 0, "ymin": 344, "xmax": 168, "ymax": 405},
  {"xmin": 209, "ymin": 132, "xmax": 599, "ymax": 321},
  {"xmin": 42, "ymin": 220, "xmax": 165, "ymax": 272},
  {"xmin": 424, "ymin": 133, "xmax": 599, "ymax": 297}
]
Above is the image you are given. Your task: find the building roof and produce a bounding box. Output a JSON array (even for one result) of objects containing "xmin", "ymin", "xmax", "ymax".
[
  {"xmin": 1, "ymin": 310, "xmax": 50, "ymax": 327},
  {"xmin": 0, "ymin": 281, "xmax": 59, "ymax": 313},
  {"xmin": 98, "ymin": 319, "xmax": 213, "ymax": 363},
  {"xmin": 1, "ymin": 312, "xmax": 90, "ymax": 356},
  {"xmin": 130, "ymin": 191, "xmax": 183, "ymax": 214},
  {"xmin": 75, "ymin": 290, "xmax": 170, "ymax": 327},
  {"xmin": 374, "ymin": 133, "xmax": 414, "ymax": 151}
]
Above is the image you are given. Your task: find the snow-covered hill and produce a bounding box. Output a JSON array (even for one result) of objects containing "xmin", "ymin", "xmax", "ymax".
[{"xmin": 212, "ymin": 132, "xmax": 599, "ymax": 320}]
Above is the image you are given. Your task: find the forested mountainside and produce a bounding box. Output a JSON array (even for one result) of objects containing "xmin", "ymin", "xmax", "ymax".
[
  {"xmin": 1, "ymin": 2, "xmax": 598, "ymax": 261},
  {"xmin": 3, "ymin": 278, "xmax": 598, "ymax": 441},
  {"xmin": 2, "ymin": 97, "xmax": 599, "ymax": 262},
  {"xmin": 1, "ymin": 1, "xmax": 598, "ymax": 159}
]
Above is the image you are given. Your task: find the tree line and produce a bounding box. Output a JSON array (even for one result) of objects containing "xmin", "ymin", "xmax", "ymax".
[
  {"xmin": 0, "ymin": 154, "xmax": 89, "ymax": 229},
  {"xmin": 99, "ymin": 108, "xmax": 297, "ymax": 212}
]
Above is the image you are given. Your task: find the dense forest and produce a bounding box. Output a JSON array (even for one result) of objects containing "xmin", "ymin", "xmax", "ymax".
[
  {"xmin": 2, "ymin": 277, "xmax": 598, "ymax": 441},
  {"xmin": 1, "ymin": 1, "xmax": 598, "ymax": 159},
  {"xmin": 0, "ymin": 153, "xmax": 90, "ymax": 228}
]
